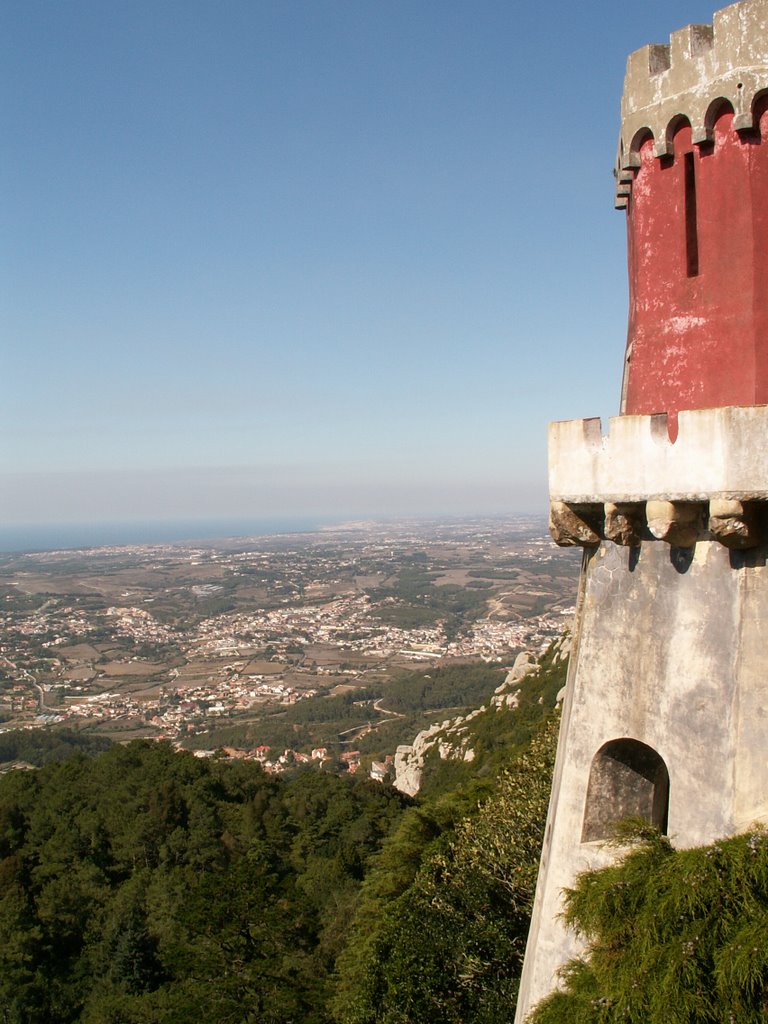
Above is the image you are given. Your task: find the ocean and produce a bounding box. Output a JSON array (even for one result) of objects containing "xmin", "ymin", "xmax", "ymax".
[{"xmin": 0, "ymin": 517, "xmax": 339, "ymax": 554}]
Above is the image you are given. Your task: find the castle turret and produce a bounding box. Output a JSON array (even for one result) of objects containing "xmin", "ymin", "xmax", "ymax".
[
  {"xmin": 515, "ymin": 3, "xmax": 768, "ymax": 1020},
  {"xmin": 617, "ymin": 0, "xmax": 768, "ymax": 426}
]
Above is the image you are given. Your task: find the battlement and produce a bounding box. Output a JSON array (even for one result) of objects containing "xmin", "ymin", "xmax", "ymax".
[
  {"xmin": 549, "ymin": 405, "xmax": 768, "ymax": 503},
  {"xmin": 615, "ymin": 0, "xmax": 768, "ymax": 206}
]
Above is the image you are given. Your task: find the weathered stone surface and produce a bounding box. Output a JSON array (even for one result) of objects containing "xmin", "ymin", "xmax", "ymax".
[
  {"xmin": 549, "ymin": 501, "xmax": 600, "ymax": 547},
  {"xmin": 393, "ymin": 744, "xmax": 421, "ymax": 797},
  {"xmin": 708, "ymin": 498, "xmax": 761, "ymax": 548},
  {"xmin": 604, "ymin": 501, "xmax": 644, "ymax": 545},
  {"xmin": 496, "ymin": 650, "xmax": 536, "ymax": 692},
  {"xmin": 393, "ymin": 718, "xmax": 476, "ymax": 797},
  {"xmin": 645, "ymin": 499, "xmax": 702, "ymax": 546},
  {"xmin": 549, "ymin": 406, "xmax": 768, "ymax": 504},
  {"xmin": 514, "ymin": 539, "xmax": 768, "ymax": 1022}
]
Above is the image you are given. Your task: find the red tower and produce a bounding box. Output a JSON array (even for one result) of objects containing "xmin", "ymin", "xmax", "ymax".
[{"xmin": 616, "ymin": 16, "xmax": 768, "ymax": 430}]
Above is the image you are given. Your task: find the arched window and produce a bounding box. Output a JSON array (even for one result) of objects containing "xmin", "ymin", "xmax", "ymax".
[{"xmin": 582, "ymin": 738, "xmax": 669, "ymax": 842}]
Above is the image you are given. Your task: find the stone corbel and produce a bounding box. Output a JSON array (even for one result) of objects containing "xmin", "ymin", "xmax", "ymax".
[
  {"xmin": 603, "ymin": 502, "xmax": 644, "ymax": 546},
  {"xmin": 708, "ymin": 499, "xmax": 761, "ymax": 549},
  {"xmin": 645, "ymin": 500, "xmax": 703, "ymax": 547},
  {"xmin": 549, "ymin": 501, "xmax": 601, "ymax": 547}
]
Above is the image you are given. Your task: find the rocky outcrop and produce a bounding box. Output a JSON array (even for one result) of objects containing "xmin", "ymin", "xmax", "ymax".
[{"xmin": 393, "ymin": 639, "xmax": 569, "ymax": 796}]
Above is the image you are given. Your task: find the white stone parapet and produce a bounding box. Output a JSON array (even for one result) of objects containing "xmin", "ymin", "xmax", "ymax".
[{"xmin": 549, "ymin": 405, "xmax": 768, "ymax": 503}]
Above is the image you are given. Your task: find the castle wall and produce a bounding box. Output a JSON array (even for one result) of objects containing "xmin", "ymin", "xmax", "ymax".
[
  {"xmin": 515, "ymin": 537, "xmax": 768, "ymax": 1020},
  {"xmin": 615, "ymin": 0, "xmax": 768, "ymax": 423}
]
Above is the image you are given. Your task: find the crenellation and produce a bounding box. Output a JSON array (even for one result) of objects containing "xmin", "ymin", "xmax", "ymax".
[
  {"xmin": 549, "ymin": 406, "xmax": 768, "ymax": 504},
  {"xmin": 615, "ymin": 0, "xmax": 768, "ymax": 202},
  {"xmin": 670, "ymin": 23, "xmax": 715, "ymax": 65},
  {"xmin": 647, "ymin": 42, "xmax": 671, "ymax": 76},
  {"xmin": 714, "ymin": 0, "xmax": 768, "ymax": 64}
]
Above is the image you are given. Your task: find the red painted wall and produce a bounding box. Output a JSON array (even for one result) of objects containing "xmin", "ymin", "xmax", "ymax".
[{"xmin": 624, "ymin": 100, "xmax": 768, "ymax": 430}]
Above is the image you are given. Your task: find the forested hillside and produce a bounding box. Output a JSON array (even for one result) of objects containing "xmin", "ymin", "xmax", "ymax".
[
  {"xmin": 0, "ymin": 743, "xmax": 409, "ymax": 1022},
  {"xmin": 0, "ymin": 728, "xmax": 111, "ymax": 766},
  {"xmin": 0, "ymin": 643, "xmax": 569, "ymax": 1024},
  {"xmin": 333, "ymin": 715, "xmax": 560, "ymax": 1023}
]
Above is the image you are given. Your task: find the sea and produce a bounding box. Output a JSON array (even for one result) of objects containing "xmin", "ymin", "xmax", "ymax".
[{"xmin": 0, "ymin": 517, "xmax": 341, "ymax": 555}]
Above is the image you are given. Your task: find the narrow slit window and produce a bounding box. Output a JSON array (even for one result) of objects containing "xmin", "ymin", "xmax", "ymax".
[{"xmin": 685, "ymin": 152, "xmax": 699, "ymax": 276}]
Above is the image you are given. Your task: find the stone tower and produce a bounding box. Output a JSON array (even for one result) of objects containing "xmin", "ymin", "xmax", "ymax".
[{"xmin": 514, "ymin": 1, "xmax": 768, "ymax": 1019}]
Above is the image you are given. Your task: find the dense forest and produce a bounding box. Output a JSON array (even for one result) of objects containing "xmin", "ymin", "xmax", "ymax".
[
  {"xmin": 0, "ymin": 728, "xmax": 558, "ymax": 1023},
  {"xmin": 0, "ymin": 728, "xmax": 112, "ymax": 767},
  {"xmin": 332, "ymin": 716, "xmax": 560, "ymax": 1023},
  {"xmin": 0, "ymin": 646, "xmax": 565, "ymax": 1024},
  {"xmin": 0, "ymin": 742, "xmax": 410, "ymax": 1023}
]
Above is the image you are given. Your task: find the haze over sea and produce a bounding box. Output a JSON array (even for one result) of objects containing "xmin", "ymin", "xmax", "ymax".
[{"xmin": 0, "ymin": 518, "xmax": 340, "ymax": 554}]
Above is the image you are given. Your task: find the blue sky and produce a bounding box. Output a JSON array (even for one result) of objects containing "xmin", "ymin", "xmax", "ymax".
[{"xmin": 1, "ymin": 0, "xmax": 721, "ymax": 526}]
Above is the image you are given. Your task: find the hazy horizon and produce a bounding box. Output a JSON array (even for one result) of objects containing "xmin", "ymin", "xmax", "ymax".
[
  {"xmin": 0, "ymin": 509, "xmax": 551, "ymax": 555},
  {"xmin": 3, "ymin": 1, "xmax": 718, "ymax": 526}
]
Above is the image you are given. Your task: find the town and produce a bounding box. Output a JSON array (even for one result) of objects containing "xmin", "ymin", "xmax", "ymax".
[{"xmin": 0, "ymin": 517, "xmax": 579, "ymax": 774}]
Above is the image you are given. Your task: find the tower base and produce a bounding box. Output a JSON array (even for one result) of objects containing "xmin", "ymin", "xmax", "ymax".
[{"xmin": 514, "ymin": 536, "xmax": 768, "ymax": 1021}]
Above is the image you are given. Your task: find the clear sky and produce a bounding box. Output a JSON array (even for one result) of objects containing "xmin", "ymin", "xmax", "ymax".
[{"xmin": 1, "ymin": 0, "xmax": 722, "ymax": 527}]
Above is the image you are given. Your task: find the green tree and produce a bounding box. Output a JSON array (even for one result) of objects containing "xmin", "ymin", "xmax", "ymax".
[
  {"xmin": 529, "ymin": 824, "xmax": 768, "ymax": 1024},
  {"xmin": 332, "ymin": 714, "xmax": 560, "ymax": 1024}
]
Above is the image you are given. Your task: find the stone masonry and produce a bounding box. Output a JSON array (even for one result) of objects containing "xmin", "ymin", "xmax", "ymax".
[{"xmin": 514, "ymin": 3, "xmax": 768, "ymax": 1020}]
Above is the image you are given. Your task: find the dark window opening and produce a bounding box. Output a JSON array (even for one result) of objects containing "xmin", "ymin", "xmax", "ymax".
[
  {"xmin": 685, "ymin": 152, "xmax": 699, "ymax": 276},
  {"xmin": 582, "ymin": 738, "xmax": 670, "ymax": 842}
]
